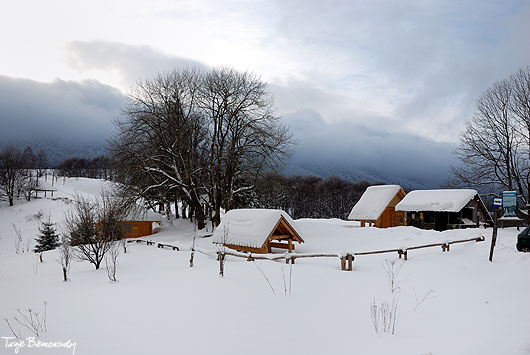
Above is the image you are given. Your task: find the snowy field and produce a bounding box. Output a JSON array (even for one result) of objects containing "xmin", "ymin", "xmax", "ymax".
[{"xmin": 1, "ymin": 178, "xmax": 529, "ymax": 355}]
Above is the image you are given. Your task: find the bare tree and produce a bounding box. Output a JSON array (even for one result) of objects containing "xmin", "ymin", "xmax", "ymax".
[
  {"xmin": 0, "ymin": 146, "xmax": 29, "ymax": 206},
  {"xmin": 111, "ymin": 67, "xmax": 293, "ymax": 229},
  {"xmin": 200, "ymin": 68, "xmax": 293, "ymax": 224},
  {"xmin": 189, "ymin": 221, "xmax": 197, "ymax": 267},
  {"xmin": 450, "ymin": 71, "xmax": 530, "ymax": 204},
  {"xmin": 64, "ymin": 191, "xmax": 127, "ymax": 270},
  {"xmin": 105, "ymin": 242, "xmax": 120, "ymax": 282},
  {"xmin": 35, "ymin": 149, "xmax": 48, "ymax": 182},
  {"xmin": 111, "ymin": 69, "xmax": 209, "ymax": 228},
  {"xmin": 57, "ymin": 236, "xmax": 72, "ymax": 282},
  {"xmin": 11, "ymin": 223, "xmax": 23, "ymax": 254}
]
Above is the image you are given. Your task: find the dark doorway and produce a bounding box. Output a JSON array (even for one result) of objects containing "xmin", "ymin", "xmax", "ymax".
[{"xmin": 435, "ymin": 212, "xmax": 448, "ymax": 231}]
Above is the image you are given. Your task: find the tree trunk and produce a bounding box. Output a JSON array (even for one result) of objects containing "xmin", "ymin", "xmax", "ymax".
[
  {"xmin": 181, "ymin": 202, "xmax": 187, "ymax": 219},
  {"xmin": 174, "ymin": 196, "xmax": 180, "ymax": 219},
  {"xmin": 192, "ymin": 202, "xmax": 206, "ymax": 229},
  {"xmin": 62, "ymin": 267, "xmax": 67, "ymax": 281},
  {"xmin": 219, "ymin": 252, "xmax": 225, "ymax": 276}
]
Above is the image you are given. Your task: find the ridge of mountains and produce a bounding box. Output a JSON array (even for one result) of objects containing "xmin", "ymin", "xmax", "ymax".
[
  {"xmin": 284, "ymin": 163, "xmax": 436, "ymax": 191},
  {"xmin": 2, "ymin": 139, "xmax": 441, "ymax": 189}
]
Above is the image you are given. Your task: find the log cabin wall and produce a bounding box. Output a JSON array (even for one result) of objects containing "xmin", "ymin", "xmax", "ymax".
[{"xmin": 121, "ymin": 221, "xmax": 156, "ymax": 238}]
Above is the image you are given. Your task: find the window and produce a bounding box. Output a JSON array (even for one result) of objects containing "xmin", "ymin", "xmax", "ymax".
[{"xmin": 124, "ymin": 223, "xmax": 131, "ymax": 233}]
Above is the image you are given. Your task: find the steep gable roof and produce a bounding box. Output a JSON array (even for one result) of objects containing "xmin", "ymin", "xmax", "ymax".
[
  {"xmin": 348, "ymin": 185, "xmax": 404, "ymax": 220},
  {"xmin": 213, "ymin": 209, "xmax": 303, "ymax": 249}
]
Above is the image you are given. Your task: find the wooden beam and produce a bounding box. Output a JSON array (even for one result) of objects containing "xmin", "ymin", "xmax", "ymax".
[
  {"xmin": 272, "ymin": 234, "xmax": 291, "ymax": 240},
  {"xmin": 269, "ymin": 242, "xmax": 294, "ymax": 250}
]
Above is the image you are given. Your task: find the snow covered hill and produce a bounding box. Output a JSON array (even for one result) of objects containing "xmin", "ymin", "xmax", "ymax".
[{"xmin": 1, "ymin": 178, "xmax": 529, "ymax": 355}]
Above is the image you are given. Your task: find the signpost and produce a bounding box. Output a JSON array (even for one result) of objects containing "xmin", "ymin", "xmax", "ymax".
[{"xmin": 489, "ymin": 209, "xmax": 498, "ymax": 262}]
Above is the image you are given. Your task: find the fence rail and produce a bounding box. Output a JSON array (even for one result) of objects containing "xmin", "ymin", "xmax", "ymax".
[{"xmin": 128, "ymin": 235, "xmax": 485, "ymax": 271}]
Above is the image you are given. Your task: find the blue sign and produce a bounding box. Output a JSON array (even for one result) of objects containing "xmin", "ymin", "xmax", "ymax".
[
  {"xmin": 502, "ymin": 191, "xmax": 517, "ymax": 218},
  {"xmin": 493, "ymin": 198, "xmax": 502, "ymax": 210}
]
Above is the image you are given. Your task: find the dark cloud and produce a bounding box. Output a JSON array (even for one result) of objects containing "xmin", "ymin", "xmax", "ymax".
[
  {"xmin": 283, "ymin": 109, "xmax": 455, "ymax": 188},
  {"xmin": 67, "ymin": 40, "xmax": 208, "ymax": 88},
  {"xmin": 0, "ymin": 75, "xmax": 124, "ymax": 145}
]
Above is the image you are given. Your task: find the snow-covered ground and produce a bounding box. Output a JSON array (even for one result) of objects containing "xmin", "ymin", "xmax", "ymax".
[{"xmin": 1, "ymin": 178, "xmax": 529, "ymax": 355}]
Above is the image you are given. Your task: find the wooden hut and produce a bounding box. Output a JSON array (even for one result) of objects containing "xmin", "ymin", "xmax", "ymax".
[
  {"xmin": 120, "ymin": 211, "xmax": 162, "ymax": 238},
  {"xmin": 395, "ymin": 189, "xmax": 492, "ymax": 231},
  {"xmin": 213, "ymin": 209, "xmax": 304, "ymax": 254},
  {"xmin": 348, "ymin": 185, "xmax": 406, "ymax": 228}
]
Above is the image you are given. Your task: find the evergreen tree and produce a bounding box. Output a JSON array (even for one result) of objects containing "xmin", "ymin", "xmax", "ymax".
[{"xmin": 34, "ymin": 218, "xmax": 60, "ymax": 253}]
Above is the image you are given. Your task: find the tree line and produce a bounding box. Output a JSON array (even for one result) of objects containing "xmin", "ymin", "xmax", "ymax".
[
  {"xmin": 254, "ymin": 174, "xmax": 377, "ymax": 220},
  {"xmin": 0, "ymin": 146, "xmax": 48, "ymax": 206},
  {"xmin": 0, "ymin": 144, "xmax": 114, "ymax": 206},
  {"xmin": 56, "ymin": 156, "xmax": 112, "ymax": 180},
  {"xmin": 449, "ymin": 66, "xmax": 530, "ymax": 205}
]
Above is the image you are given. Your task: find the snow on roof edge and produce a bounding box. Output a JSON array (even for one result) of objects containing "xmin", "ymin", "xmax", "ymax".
[{"xmin": 395, "ymin": 189, "xmax": 478, "ymax": 212}]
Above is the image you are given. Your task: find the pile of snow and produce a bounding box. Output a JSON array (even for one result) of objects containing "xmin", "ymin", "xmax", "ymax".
[
  {"xmin": 396, "ymin": 189, "xmax": 477, "ymax": 212},
  {"xmin": 348, "ymin": 185, "xmax": 403, "ymax": 220},
  {"xmin": 213, "ymin": 209, "xmax": 300, "ymax": 248}
]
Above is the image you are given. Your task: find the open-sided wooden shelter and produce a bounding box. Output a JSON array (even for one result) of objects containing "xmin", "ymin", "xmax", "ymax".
[
  {"xmin": 213, "ymin": 209, "xmax": 304, "ymax": 254},
  {"xmin": 348, "ymin": 185, "xmax": 406, "ymax": 228},
  {"xmin": 395, "ymin": 189, "xmax": 492, "ymax": 231}
]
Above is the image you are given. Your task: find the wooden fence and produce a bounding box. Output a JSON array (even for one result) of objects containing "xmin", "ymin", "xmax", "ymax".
[{"xmin": 128, "ymin": 235, "xmax": 485, "ymax": 271}]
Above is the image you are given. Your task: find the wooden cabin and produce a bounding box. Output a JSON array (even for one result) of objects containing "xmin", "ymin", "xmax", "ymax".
[
  {"xmin": 348, "ymin": 185, "xmax": 406, "ymax": 228},
  {"xmin": 120, "ymin": 211, "xmax": 162, "ymax": 238},
  {"xmin": 213, "ymin": 209, "xmax": 304, "ymax": 254},
  {"xmin": 395, "ymin": 189, "xmax": 492, "ymax": 231}
]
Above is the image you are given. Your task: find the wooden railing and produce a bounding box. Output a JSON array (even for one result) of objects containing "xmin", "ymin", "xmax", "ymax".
[{"xmin": 127, "ymin": 235, "xmax": 485, "ymax": 271}]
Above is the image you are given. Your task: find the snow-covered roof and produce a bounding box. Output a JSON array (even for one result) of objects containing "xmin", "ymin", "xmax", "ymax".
[
  {"xmin": 395, "ymin": 189, "xmax": 478, "ymax": 212},
  {"xmin": 348, "ymin": 185, "xmax": 403, "ymax": 220},
  {"xmin": 213, "ymin": 209, "xmax": 301, "ymax": 248},
  {"xmin": 124, "ymin": 209, "xmax": 163, "ymax": 222}
]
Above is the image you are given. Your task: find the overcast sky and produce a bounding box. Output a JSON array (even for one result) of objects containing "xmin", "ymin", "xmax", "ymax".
[{"xmin": 1, "ymin": 0, "xmax": 529, "ymax": 184}]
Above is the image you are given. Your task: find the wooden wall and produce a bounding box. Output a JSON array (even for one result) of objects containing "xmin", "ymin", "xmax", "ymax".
[
  {"xmin": 366, "ymin": 190, "xmax": 406, "ymax": 228},
  {"xmin": 121, "ymin": 221, "xmax": 156, "ymax": 238}
]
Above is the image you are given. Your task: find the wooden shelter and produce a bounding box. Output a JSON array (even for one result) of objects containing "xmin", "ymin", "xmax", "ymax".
[
  {"xmin": 120, "ymin": 211, "xmax": 162, "ymax": 238},
  {"xmin": 348, "ymin": 185, "xmax": 406, "ymax": 228},
  {"xmin": 213, "ymin": 209, "xmax": 304, "ymax": 254},
  {"xmin": 395, "ymin": 189, "xmax": 492, "ymax": 231}
]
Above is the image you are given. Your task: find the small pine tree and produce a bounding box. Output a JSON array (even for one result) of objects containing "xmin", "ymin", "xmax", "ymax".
[{"xmin": 34, "ymin": 219, "xmax": 60, "ymax": 253}]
